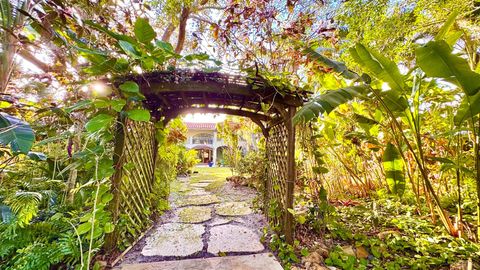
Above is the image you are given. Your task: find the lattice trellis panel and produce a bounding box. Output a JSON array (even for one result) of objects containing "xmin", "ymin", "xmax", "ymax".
[
  {"xmin": 118, "ymin": 119, "xmax": 157, "ymax": 243},
  {"xmin": 265, "ymin": 122, "xmax": 289, "ymax": 229}
]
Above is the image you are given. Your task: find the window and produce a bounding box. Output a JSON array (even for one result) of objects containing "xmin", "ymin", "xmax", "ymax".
[{"xmin": 192, "ymin": 133, "xmax": 214, "ymax": 144}]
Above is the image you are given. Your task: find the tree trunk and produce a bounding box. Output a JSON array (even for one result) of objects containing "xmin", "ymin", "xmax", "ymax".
[
  {"xmin": 162, "ymin": 23, "xmax": 176, "ymax": 42},
  {"xmin": 175, "ymin": 7, "xmax": 190, "ymax": 54}
]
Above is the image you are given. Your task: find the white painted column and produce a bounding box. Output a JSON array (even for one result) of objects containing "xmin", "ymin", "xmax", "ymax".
[{"xmin": 212, "ymin": 131, "xmax": 218, "ymax": 166}]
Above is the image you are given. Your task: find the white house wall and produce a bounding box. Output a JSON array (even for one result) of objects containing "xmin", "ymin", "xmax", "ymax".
[{"xmin": 185, "ymin": 128, "xmax": 249, "ymax": 165}]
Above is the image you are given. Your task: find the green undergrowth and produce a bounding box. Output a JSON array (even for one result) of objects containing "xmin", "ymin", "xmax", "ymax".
[{"xmin": 320, "ymin": 197, "xmax": 480, "ymax": 270}]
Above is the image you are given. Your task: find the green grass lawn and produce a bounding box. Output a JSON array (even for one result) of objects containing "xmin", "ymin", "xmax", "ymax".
[
  {"xmin": 190, "ymin": 166, "xmax": 233, "ymax": 182},
  {"xmin": 190, "ymin": 166, "xmax": 233, "ymax": 191}
]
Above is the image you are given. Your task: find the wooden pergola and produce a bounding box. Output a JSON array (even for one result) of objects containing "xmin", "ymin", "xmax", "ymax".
[{"xmin": 106, "ymin": 70, "xmax": 307, "ymax": 256}]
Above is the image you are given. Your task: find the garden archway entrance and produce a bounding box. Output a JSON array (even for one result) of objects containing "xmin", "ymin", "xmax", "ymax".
[{"xmin": 105, "ymin": 71, "xmax": 306, "ymax": 255}]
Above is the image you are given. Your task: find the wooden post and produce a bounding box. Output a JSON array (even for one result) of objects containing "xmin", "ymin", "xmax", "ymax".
[
  {"xmin": 104, "ymin": 116, "xmax": 126, "ymax": 256},
  {"xmin": 285, "ymin": 106, "xmax": 296, "ymax": 244}
]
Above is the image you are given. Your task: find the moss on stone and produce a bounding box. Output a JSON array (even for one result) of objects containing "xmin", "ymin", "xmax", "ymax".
[
  {"xmin": 178, "ymin": 206, "xmax": 212, "ymax": 223},
  {"xmin": 177, "ymin": 194, "xmax": 220, "ymax": 207},
  {"xmin": 215, "ymin": 202, "xmax": 252, "ymax": 216},
  {"xmin": 205, "ymin": 180, "xmax": 226, "ymax": 191}
]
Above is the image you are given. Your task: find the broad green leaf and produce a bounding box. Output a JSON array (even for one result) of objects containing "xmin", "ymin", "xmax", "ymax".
[
  {"xmin": 293, "ymin": 85, "xmax": 368, "ymax": 124},
  {"xmin": 312, "ymin": 166, "xmax": 329, "ymax": 174},
  {"xmin": 93, "ymin": 99, "xmax": 110, "ymax": 108},
  {"xmin": 383, "ymin": 143, "xmax": 405, "ymax": 197},
  {"xmin": 97, "ymin": 158, "xmax": 115, "ymax": 179},
  {"xmin": 416, "ymin": 40, "xmax": 480, "ymax": 96},
  {"xmin": 85, "ymin": 114, "xmax": 115, "ymax": 133},
  {"xmin": 119, "ymin": 81, "xmax": 139, "ymax": 93},
  {"xmin": 454, "ymin": 90, "xmax": 480, "ymax": 125},
  {"xmin": 155, "ymin": 40, "xmax": 174, "ymax": 52},
  {"xmin": 134, "ymin": 18, "xmax": 156, "ymax": 44},
  {"xmin": 80, "ymin": 212, "xmax": 92, "ymax": 222},
  {"xmin": 184, "ymin": 53, "xmax": 210, "ymax": 61},
  {"xmin": 65, "ymin": 100, "xmax": 92, "ymax": 113},
  {"xmin": 303, "ymin": 47, "xmax": 359, "ymax": 80},
  {"xmin": 77, "ymin": 222, "xmax": 92, "ymax": 235},
  {"xmin": 27, "ymin": 152, "xmax": 47, "ymax": 161},
  {"xmin": 0, "ymin": 113, "xmax": 35, "ymax": 154},
  {"xmin": 83, "ymin": 56, "xmax": 116, "ymax": 75},
  {"xmin": 353, "ymin": 113, "xmax": 378, "ymax": 125},
  {"xmin": 379, "ymin": 90, "xmax": 409, "ymax": 112},
  {"xmin": 126, "ymin": 109, "xmax": 150, "ymax": 122},
  {"xmin": 435, "ymin": 11, "xmax": 458, "ymax": 41},
  {"xmin": 111, "ymin": 99, "xmax": 126, "ymax": 112},
  {"xmin": 101, "ymin": 193, "xmax": 114, "ymax": 204},
  {"xmin": 350, "ymin": 44, "xmax": 404, "ymax": 93},
  {"xmin": 84, "ymin": 20, "xmax": 136, "ymax": 44},
  {"xmin": 118, "ymin": 40, "xmax": 141, "ymax": 59},
  {"xmin": 104, "ymin": 222, "xmax": 115, "ymax": 233}
]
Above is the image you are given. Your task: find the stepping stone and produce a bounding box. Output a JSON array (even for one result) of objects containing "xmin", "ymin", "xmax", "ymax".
[
  {"xmin": 233, "ymin": 217, "xmax": 246, "ymax": 224},
  {"xmin": 197, "ymin": 179, "xmax": 216, "ymax": 183},
  {"xmin": 177, "ymin": 194, "xmax": 220, "ymax": 207},
  {"xmin": 142, "ymin": 223, "xmax": 204, "ymax": 257},
  {"xmin": 209, "ymin": 217, "xmax": 232, "ymax": 226},
  {"xmin": 117, "ymin": 253, "xmax": 283, "ymax": 270},
  {"xmin": 215, "ymin": 201, "xmax": 252, "ymax": 216},
  {"xmin": 178, "ymin": 206, "xmax": 212, "ymax": 223},
  {"xmin": 191, "ymin": 182, "xmax": 210, "ymax": 188},
  {"xmin": 186, "ymin": 189, "xmax": 210, "ymax": 196},
  {"xmin": 207, "ymin": 224, "xmax": 264, "ymax": 254}
]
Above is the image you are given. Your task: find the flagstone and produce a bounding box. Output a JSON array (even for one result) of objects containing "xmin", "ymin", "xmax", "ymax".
[
  {"xmin": 207, "ymin": 224, "xmax": 264, "ymax": 254},
  {"xmin": 178, "ymin": 206, "xmax": 212, "ymax": 223},
  {"xmin": 215, "ymin": 201, "xmax": 252, "ymax": 216},
  {"xmin": 142, "ymin": 223, "xmax": 204, "ymax": 257}
]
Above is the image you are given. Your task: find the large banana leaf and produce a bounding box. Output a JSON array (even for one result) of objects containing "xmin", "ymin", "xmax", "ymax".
[
  {"xmin": 383, "ymin": 143, "xmax": 405, "ymax": 197},
  {"xmin": 303, "ymin": 47, "xmax": 359, "ymax": 80},
  {"xmin": 293, "ymin": 85, "xmax": 368, "ymax": 124},
  {"xmin": 0, "ymin": 113, "xmax": 35, "ymax": 154},
  {"xmin": 454, "ymin": 90, "xmax": 480, "ymax": 125},
  {"xmin": 416, "ymin": 40, "xmax": 480, "ymax": 96},
  {"xmin": 350, "ymin": 44, "xmax": 405, "ymax": 93}
]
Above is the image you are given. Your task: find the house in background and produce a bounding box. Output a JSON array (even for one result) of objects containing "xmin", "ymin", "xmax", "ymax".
[{"xmin": 184, "ymin": 122, "xmax": 227, "ymax": 165}]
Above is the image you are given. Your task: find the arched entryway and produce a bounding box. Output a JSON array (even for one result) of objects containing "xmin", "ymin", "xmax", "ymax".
[
  {"xmin": 192, "ymin": 145, "xmax": 213, "ymax": 164},
  {"xmin": 105, "ymin": 71, "xmax": 307, "ymax": 255},
  {"xmin": 215, "ymin": 146, "xmax": 228, "ymax": 166}
]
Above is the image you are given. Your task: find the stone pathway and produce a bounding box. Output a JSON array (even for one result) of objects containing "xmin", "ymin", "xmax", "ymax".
[{"xmin": 117, "ymin": 173, "xmax": 283, "ymax": 270}]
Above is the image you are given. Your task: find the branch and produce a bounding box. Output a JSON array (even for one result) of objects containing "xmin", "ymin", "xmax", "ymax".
[
  {"xmin": 175, "ymin": 7, "xmax": 190, "ymax": 54},
  {"xmin": 197, "ymin": 5, "xmax": 226, "ymax": 11},
  {"xmin": 161, "ymin": 23, "xmax": 176, "ymax": 42},
  {"xmin": 18, "ymin": 49, "xmax": 50, "ymax": 72},
  {"xmin": 190, "ymin": 14, "xmax": 216, "ymax": 25}
]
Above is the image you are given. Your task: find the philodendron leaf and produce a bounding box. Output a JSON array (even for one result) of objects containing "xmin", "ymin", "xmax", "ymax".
[
  {"xmin": 111, "ymin": 99, "xmax": 126, "ymax": 112},
  {"xmin": 85, "ymin": 114, "xmax": 115, "ymax": 133},
  {"xmin": 134, "ymin": 17, "xmax": 156, "ymax": 44},
  {"xmin": 119, "ymin": 81, "xmax": 139, "ymax": 93},
  {"xmin": 126, "ymin": 109, "xmax": 151, "ymax": 122},
  {"xmin": 293, "ymin": 85, "xmax": 368, "ymax": 124},
  {"xmin": 0, "ymin": 113, "xmax": 35, "ymax": 154},
  {"xmin": 118, "ymin": 40, "xmax": 141, "ymax": 59},
  {"xmin": 383, "ymin": 143, "xmax": 405, "ymax": 198},
  {"xmin": 416, "ymin": 40, "xmax": 480, "ymax": 96}
]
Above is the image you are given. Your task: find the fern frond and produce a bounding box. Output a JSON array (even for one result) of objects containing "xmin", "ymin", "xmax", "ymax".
[{"xmin": 5, "ymin": 191, "xmax": 42, "ymax": 227}]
